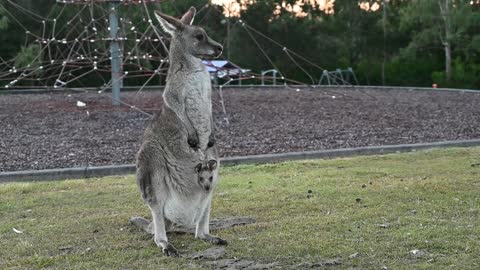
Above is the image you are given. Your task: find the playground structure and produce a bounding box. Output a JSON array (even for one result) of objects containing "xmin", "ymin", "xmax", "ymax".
[
  {"xmin": 59, "ymin": 0, "xmax": 167, "ymax": 106},
  {"xmin": 1, "ymin": 0, "xmax": 169, "ymax": 107},
  {"xmin": 261, "ymin": 69, "xmax": 279, "ymax": 85},
  {"xmin": 203, "ymin": 60, "xmax": 250, "ymax": 86},
  {"xmin": 318, "ymin": 68, "xmax": 359, "ymax": 86},
  {"xmin": 0, "ymin": 0, "xmax": 356, "ymax": 110}
]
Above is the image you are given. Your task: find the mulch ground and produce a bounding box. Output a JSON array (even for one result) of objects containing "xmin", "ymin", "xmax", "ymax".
[{"xmin": 1, "ymin": 86, "xmax": 479, "ymax": 172}]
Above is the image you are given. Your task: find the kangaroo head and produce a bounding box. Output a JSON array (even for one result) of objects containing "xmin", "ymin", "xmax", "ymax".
[{"xmin": 155, "ymin": 7, "xmax": 223, "ymax": 60}]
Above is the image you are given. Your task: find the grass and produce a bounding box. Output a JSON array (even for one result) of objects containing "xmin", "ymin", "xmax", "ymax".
[{"xmin": 1, "ymin": 147, "xmax": 479, "ymax": 269}]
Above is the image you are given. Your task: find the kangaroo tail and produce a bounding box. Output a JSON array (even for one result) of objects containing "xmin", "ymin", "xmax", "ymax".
[{"xmin": 130, "ymin": 216, "xmax": 153, "ymax": 234}]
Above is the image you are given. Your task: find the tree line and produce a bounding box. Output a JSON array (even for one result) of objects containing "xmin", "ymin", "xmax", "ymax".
[{"xmin": 0, "ymin": 0, "xmax": 479, "ymax": 89}]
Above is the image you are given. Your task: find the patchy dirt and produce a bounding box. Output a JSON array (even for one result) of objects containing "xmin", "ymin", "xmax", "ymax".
[
  {"xmin": 129, "ymin": 216, "xmax": 341, "ymax": 269},
  {"xmin": 171, "ymin": 217, "xmax": 257, "ymax": 234},
  {"xmin": 187, "ymin": 246, "xmax": 281, "ymax": 270},
  {"xmin": 129, "ymin": 216, "xmax": 282, "ymax": 269},
  {"xmin": 190, "ymin": 248, "xmax": 342, "ymax": 270},
  {"xmin": 129, "ymin": 217, "xmax": 257, "ymax": 235},
  {"xmin": 190, "ymin": 247, "xmax": 227, "ymax": 260},
  {"xmin": 1, "ymin": 87, "xmax": 480, "ymax": 172},
  {"xmin": 207, "ymin": 258, "xmax": 280, "ymax": 269},
  {"xmin": 209, "ymin": 217, "xmax": 257, "ymax": 230},
  {"xmin": 292, "ymin": 259, "xmax": 343, "ymax": 269}
]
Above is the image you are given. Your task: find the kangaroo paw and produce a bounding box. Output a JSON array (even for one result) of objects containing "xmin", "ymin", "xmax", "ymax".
[
  {"xmin": 163, "ymin": 243, "xmax": 179, "ymax": 257},
  {"xmin": 156, "ymin": 239, "xmax": 179, "ymax": 257},
  {"xmin": 207, "ymin": 137, "xmax": 215, "ymax": 148},
  {"xmin": 187, "ymin": 136, "xmax": 199, "ymax": 150}
]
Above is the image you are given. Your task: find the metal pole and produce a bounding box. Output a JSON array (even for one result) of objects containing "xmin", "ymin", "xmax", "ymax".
[
  {"xmin": 382, "ymin": 0, "xmax": 387, "ymax": 86},
  {"xmin": 109, "ymin": 2, "xmax": 122, "ymax": 106},
  {"xmin": 325, "ymin": 70, "xmax": 331, "ymax": 85},
  {"xmin": 227, "ymin": 15, "xmax": 231, "ymax": 60}
]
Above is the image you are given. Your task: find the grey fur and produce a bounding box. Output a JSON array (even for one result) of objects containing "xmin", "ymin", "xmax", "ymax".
[{"xmin": 134, "ymin": 7, "xmax": 225, "ymax": 257}]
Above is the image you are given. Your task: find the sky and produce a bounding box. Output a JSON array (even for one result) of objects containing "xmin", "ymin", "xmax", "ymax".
[
  {"xmin": 210, "ymin": 0, "xmax": 337, "ymax": 17},
  {"xmin": 211, "ymin": 0, "xmax": 480, "ymax": 17}
]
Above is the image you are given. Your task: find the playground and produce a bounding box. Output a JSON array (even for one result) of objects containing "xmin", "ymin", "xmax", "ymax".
[{"xmin": 1, "ymin": 86, "xmax": 480, "ymax": 172}]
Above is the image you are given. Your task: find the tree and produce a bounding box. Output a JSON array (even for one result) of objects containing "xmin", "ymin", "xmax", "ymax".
[
  {"xmin": 399, "ymin": 0, "xmax": 479, "ymax": 84},
  {"xmin": 0, "ymin": 3, "xmax": 8, "ymax": 65},
  {"xmin": 0, "ymin": 4, "xmax": 8, "ymax": 30}
]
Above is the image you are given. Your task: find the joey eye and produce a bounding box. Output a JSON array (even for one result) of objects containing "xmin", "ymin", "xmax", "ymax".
[
  {"xmin": 199, "ymin": 177, "xmax": 204, "ymax": 182},
  {"xmin": 195, "ymin": 33, "xmax": 204, "ymax": 41},
  {"xmin": 209, "ymin": 176, "xmax": 213, "ymax": 182}
]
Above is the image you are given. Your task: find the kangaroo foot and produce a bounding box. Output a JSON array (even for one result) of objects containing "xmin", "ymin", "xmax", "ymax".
[
  {"xmin": 157, "ymin": 239, "xmax": 179, "ymax": 257},
  {"xmin": 198, "ymin": 234, "xmax": 228, "ymax": 245},
  {"xmin": 163, "ymin": 243, "xmax": 179, "ymax": 257}
]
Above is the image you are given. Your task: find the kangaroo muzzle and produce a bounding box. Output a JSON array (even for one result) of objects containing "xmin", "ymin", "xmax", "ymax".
[
  {"xmin": 208, "ymin": 37, "xmax": 223, "ymax": 58},
  {"xmin": 213, "ymin": 44, "xmax": 223, "ymax": 58}
]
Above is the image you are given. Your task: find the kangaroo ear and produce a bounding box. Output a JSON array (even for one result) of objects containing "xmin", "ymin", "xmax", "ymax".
[
  {"xmin": 154, "ymin": 10, "xmax": 184, "ymax": 35},
  {"xmin": 180, "ymin": 6, "xmax": 196, "ymax": 25},
  {"xmin": 195, "ymin": 163, "xmax": 203, "ymax": 173},
  {"xmin": 207, "ymin": 160, "xmax": 217, "ymax": 171}
]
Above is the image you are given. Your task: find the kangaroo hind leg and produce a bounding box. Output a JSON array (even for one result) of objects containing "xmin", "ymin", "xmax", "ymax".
[
  {"xmin": 150, "ymin": 204, "xmax": 179, "ymax": 257},
  {"xmin": 136, "ymin": 159, "xmax": 178, "ymax": 256},
  {"xmin": 195, "ymin": 200, "xmax": 227, "ymax": 245}
]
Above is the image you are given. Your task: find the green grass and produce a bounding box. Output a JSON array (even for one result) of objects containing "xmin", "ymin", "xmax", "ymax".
[{"xmin": 1, "ymin": 147, "xmax": 479, "ymax": 269}]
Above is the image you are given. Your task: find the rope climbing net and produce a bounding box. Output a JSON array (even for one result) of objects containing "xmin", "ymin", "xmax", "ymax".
[{"xmin": 0, "ymin": 0, "xmax": 357, "ymax": 118}]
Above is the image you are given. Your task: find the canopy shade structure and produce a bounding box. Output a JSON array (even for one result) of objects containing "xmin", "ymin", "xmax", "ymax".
[{"xmin": 203, "ymin": 60, "xmax": 251, "ymax": 79}]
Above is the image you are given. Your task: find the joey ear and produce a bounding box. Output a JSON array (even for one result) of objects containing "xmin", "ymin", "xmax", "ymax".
[
  {"xmin": 195, "ymin": 163, "xmax": 203, "ymax": 173},
  {"xmin": 180, "ymin": 6, "xmax": 196, "ymax": 25},
  {"xmin": 207, "ymin": 160, "xmax": 217, "ymax": 171},
  {"xmin": 154, "ymin": 10, "xmax": 184, "ymax": 35}
]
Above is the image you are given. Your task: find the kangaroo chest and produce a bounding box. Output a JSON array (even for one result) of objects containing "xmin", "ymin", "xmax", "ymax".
[
  {"xmin": 165, "ymin": 69, "xmax": 213, "ymax": 149},
  {"xmin": 184, "ymin": 74, "xmax": 212, "ymax": 134}
]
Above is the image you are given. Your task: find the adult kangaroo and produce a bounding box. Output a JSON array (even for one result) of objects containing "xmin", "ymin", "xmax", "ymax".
[{"xmin": 131, "ymin": 7, "xmax": 225, "ymax": 257}]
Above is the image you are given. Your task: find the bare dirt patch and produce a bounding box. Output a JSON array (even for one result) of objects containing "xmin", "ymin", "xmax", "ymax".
[{"xmin": 1, "ymin": 87, "xmax": 479, "ymax": 171}]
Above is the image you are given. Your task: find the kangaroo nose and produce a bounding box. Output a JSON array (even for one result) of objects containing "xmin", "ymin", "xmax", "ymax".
[{"xmin": 215, "ymin": 44, "xmax": 223, "ymax": 55}]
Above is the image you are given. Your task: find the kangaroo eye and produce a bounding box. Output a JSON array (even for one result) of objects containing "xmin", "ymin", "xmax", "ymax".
[
  {"xmin": 199, "ymin": 177, "xmax": 204, "ymax": 182},
  {"xmin": 195, "ymin": 34, "xmax": 204, "ymax": 41},
  {"xmin": 209, "ymin": 176, "xmax": 213, "ymax": 182}
]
